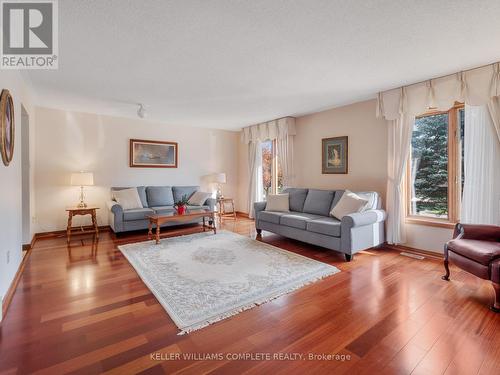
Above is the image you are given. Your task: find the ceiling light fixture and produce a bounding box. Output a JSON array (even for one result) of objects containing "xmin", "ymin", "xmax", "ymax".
[{"xmin": 137, "ymin": 103, "xmax": 147, "ymax": 119}]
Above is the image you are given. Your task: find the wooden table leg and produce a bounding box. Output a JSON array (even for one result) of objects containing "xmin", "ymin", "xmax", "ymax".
[
  {"xmin": 148, "ymin": 220, "xmax": 153, "ymax": 239},
  {"xmin": 203, "ymin": 216, "xmax": 206, "ymax": 231},
  {"xmin": 67, "ymin": 212, "xmax": 73, "ymax": 244},
  {"xmin": 155, "ymin": 221, "xmax": 160, "ymax": 244},
  {"xmin": 92, "ymin": 210, "xmax": 99, "ymax": 239},
  {"xmin": 212, "ymin": 213, "xmax": 217, "ymax": 234}
]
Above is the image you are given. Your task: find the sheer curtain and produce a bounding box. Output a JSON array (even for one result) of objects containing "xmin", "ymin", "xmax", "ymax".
[
  {"xmin": 386, "ymin": 101, "xmax": 413, "ymax": 244},
  {"xmin": 377, "ymin": 62, "xmax": 500, "ymax": 243},
  {"xmin": 461, "ymin": 105, "xmax": 500, "ymax": 224},
  {"xmin": 276, "ymin": 135, "xmax": 294, "ymax": 188},
  {"xmin": 242, "ymin": 117, "xmax": 296, "ymax": 217},
  {"xmin": 247, "ymin": 140, "xmax": 261, "ymax": 218}
]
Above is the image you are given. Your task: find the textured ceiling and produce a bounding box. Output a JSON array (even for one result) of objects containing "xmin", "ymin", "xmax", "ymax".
[{"xmin": 27, "ymin": 0, "xmax": 500, "ymax": 130}]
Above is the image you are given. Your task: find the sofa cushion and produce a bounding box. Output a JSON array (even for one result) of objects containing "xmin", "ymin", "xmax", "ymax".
[
  {"xmin": 258, "ymin": 211, "xmax": 286, "ymax": 224},
  {"xmin": 265, "ymin": 194, "xmax": 290, "ymax": 212},
  {"xmin": 147, "ymin": 186, "xmax": 174, "ymax": 207},
  {"xmin": 188, "ymin": 191, "xmax": 211, "ymax": 206},
  {"xmin": 123, "ymin": 208, "xmax": 154, "ymax": 221},
  {"xmin": 302, "ymin": 189, "xmax": 335, "ymax": 216},
  {"xmin": 152, "ymin": 206, "xmax": 175, "ymax": 215},
  {"xmin": 114, "ymin": 188, "xmax": 143, "ymax": 210},
  {"xmin": 173, "ymin": 186, "xmax": 199, "ymax": 203},
  {"xmin": 307, "ymin": 217, "xmax": 342, "ymax": 237},
  {"xmin": 186, "ymin": 205, "xmax": 210, "ymax": 211},
  {"xmin": 448, "ymin": 239, "xmax": 500, "ymax": 265},
  {"xmin": 330, "ymin": 190, "xmax": 368, "ymax": 220},
  {"xmin": 280, "ymin": 213, "xmax": 323, "ymax": 230},
  {"xmin": 136, "ymin": 186, "xmax": 148, "ymax": 207},
  {"xmin": 282, "ymin": 188, "xmax": 309, "ymax": 212}
]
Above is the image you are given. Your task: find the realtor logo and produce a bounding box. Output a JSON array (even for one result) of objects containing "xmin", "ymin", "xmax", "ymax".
[{"xmin": 1, "ymin": 0, "xmax": 58, "ymax": 69}]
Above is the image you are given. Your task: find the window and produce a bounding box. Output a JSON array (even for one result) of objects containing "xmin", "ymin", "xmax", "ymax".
[
  {"xmin": 406, "ymin": 103, "xmax": 464, "ymax": 227},
  {"xmin": 260, "ymin": 140, "xmax": 283, "ymax": 200}
]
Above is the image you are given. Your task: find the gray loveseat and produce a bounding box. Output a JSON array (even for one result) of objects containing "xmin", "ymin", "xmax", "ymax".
[
  {"xmin": 254, "ymin": 188, "xmax": 386, "ymax": 261},
  {"xmin": 107, "ymin": 186, "xmax": 216, "ymax": 233}
]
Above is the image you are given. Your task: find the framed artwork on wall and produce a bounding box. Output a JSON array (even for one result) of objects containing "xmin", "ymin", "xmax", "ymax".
[
  {"xmin": 322, "ymin": 136, "xmax": 348, "ymax": 174},
  {"xmin": 0, "ymin": 89, "xmax": 15, "ymax": 167},
  {"xmin": 129, "ymin": 139, "xmax": 178, "ymax": 168}
]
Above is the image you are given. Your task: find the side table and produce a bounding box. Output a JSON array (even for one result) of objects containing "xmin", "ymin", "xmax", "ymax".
[
  {"xmin": 66, "ymin": 207, "xmax": 100, "ymax": 243},
  {"xmin": 217, "ymin": 198, "xmax": 236, "ymax": 222}
]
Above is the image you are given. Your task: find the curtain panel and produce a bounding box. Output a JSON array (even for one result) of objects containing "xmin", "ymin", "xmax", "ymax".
[
  {"xmin": 241, "ymin": 117, "xmax": 296, "ymax": 217},
  {"xmin": 377, "ymin": 62, "xmax": 500, "ymax": 244}
]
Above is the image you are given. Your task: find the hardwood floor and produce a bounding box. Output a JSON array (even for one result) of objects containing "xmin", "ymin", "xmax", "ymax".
[{"xmin": 0, "ymin": 217, "xmax": 499, "ymax": 374}]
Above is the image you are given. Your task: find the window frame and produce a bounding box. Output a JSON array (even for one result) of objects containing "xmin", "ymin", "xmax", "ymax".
[{"xmin": 404, "ymin": 103, "xmax": 464, "ymax": 229}]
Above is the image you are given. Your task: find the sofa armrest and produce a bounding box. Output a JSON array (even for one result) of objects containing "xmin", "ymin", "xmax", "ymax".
[
  {"xmin": 341, "ymin": 209, "xmax": 386, "ymax": 228},
  {"xmin": 254, "ymin": 201, "xmax": 267, "ymax": 217},
  {"xmin": 106, "ymin": 200, "xmax": 123, "ymax": 214},
  {"xmin": 205, "ymin": 197, "xmax": 216, "ymax": 211},
  {"xmin": 456, "ymin": 224, "xmax": 500, "ymax": 241}
]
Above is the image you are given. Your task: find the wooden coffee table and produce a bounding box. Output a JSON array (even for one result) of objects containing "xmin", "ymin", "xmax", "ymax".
[{"xmin": 146, "ymin": 209, "xmax": 217, "ymax": 244}]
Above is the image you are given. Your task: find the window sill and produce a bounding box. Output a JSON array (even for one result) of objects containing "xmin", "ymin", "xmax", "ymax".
[{"xmin": 405, "ymin": 217, "xmax": 457, "ymax": 229}]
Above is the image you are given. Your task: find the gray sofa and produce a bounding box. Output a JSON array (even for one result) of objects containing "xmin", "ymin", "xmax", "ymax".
[
  {"xmin": 254, "ymin": 188, "xmax": 386, "ymax": 261},
  {"xmin": 107, "ymin": 186, "xmax": 216, "ymax": 233}
]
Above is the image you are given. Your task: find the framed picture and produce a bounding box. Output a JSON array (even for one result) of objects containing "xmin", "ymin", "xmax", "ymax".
[
  {"xmin": 322, "ymin": 136, "xmax": 348, "ymax": 174},
  {"xmin": 0, "ymin": 89, "xmax": 15, "ymax": 167},
  {"xmin": 129, "ymin": 139, "xmax": 178, "ymax": 168}
]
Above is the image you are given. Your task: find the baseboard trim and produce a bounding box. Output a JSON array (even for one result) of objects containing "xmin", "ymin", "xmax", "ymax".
[
  {"xmin": 236, "ymin": 211, "xmax": 250, "ymax": 218},
  {"xmin": 385, "ymin": 243, "xmax": 443, "ymax": 260},
  {"xmin": 1, "ymin": 247, "xmax": 32, "ymax": 323}
]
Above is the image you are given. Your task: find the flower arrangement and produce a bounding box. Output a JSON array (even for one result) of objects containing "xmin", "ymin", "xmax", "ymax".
[{"xmin": 174, "ymin": 194, "xmax": 189, "ymax": 214}]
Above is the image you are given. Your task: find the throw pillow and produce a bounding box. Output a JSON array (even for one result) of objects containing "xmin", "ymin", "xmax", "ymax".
[
  {"xmin": 188, "ymin": 191, "xmax": 211, "ymax": 206},
  {"xmin": 330, "ymin": 190, "xmax": 368, "ymax": 220},
  {"xmin": 265, "ymin": 194, "xmax": 290, "ymax": 212},
  {"xmin": 114, "ymin": 188, "xmax": 143, "ymax": 210}
]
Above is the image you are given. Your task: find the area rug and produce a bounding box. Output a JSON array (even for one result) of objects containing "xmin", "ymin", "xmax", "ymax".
[{"xmin": 118, "ymin": 230, "xmax": 340, "ymax": 334}]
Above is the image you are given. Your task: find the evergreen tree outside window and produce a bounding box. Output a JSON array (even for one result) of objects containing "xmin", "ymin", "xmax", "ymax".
[{"xmin": 406, "ymin": 103, "xmax": 464, "ymax": 226}]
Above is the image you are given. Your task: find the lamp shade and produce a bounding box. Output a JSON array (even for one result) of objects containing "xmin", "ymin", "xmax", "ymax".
[
  {"xmin": 71, "ymin": 172, "xmax": 94, "ymax": 186},
  {"xmin": 211, "ymin": 173, "xmax": 226, "ymax": 184}
]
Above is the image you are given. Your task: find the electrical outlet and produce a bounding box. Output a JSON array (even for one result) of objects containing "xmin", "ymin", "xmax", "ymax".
[{"xmin": 6, "ymin": 250, "xmax": 10, "ymax": 264}]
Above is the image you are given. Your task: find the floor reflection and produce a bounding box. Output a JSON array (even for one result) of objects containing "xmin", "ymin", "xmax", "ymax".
[{"xmin": 66, "ymin": 235, "xmax": 99, "ymax": 265}]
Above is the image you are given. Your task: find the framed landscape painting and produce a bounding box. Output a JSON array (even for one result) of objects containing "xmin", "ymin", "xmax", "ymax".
[
  {"xmin": 130, "ymin": 139, "xmax": 178, "ymax": 168},
  {"xmin": 322, "ymin": 136, "xmax": 348, "ymax": 174}
]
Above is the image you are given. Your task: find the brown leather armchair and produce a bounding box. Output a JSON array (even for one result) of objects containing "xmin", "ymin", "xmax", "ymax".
[{"xmin": 442, "ymin": 223, "xmax": 500, "ymax": 312}]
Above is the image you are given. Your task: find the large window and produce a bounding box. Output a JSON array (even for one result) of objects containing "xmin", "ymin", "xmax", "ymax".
[
  {"xmin": 260, "ymin": 140, "xmax": 283, "ymax": 200},
  {"xmin": 406, "ymin": 103, "xmax": 464, "ymax": 227}
]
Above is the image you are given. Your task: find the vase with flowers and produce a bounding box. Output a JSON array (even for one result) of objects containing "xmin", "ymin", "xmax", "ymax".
[{"xmin": 174, "ymin": 194, "xmax": 189, "ymax": 215}]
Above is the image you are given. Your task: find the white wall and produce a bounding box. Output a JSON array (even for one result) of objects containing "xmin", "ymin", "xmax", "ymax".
[
  {"xmin": 0, "ymin": 71, "xmax": 36, "ymax": 311},
  {"xmin": 34, "ymin": 107, "xmax": 239, "ymax": 232}
]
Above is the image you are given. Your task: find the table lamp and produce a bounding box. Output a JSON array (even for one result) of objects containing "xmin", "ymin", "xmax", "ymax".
[
  {"xmin": 211, "ymin": 173, "xmax": 226, "ymax": 199},
  {"xmin": 71, "ymin": 172, "xmax": 94, "ymax": 208}
]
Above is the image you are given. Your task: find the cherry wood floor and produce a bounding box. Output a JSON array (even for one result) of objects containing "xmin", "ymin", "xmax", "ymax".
[{"xmin": 0, "ymin": 217, "xmax": 499, "ymax": 374}]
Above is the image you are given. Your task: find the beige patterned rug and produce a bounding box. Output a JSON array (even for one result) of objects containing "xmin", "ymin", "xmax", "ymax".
[{"xmin": 119, "ymin": 230, "xmax": 339, "ymax": 334}]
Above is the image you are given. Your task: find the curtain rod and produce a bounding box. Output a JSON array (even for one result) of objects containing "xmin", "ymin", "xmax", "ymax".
[{"xmin": 381, "ymin": 60, "xmax": 499, "ymax": 94}]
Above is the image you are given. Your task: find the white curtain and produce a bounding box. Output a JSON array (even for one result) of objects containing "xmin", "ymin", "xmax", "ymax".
[
  {"xmin": 461, "ymin": 105, "xmax": 500, "ymax": 225},
  {"xmin": 276, "ymin": 135, "xmax": 295, "ymax": 188},
  {"xmin": 377, "ymin": 62, "xmax": 500, "ymax": 242},
  {"xmin": 386, "ymin": 89, "xmax": 413, "ymax": 244},
  {"xmin": 247, "ymin": 140, "xmax": 261, "ymax": 218},
  {"xmin": 242, "ymin": 117, "xmax": 296, "ymax": 217}
]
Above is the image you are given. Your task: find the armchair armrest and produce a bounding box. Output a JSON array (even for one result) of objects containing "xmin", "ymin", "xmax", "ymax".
[
  {"xmin": 455, "ymin": 224, "xmax": 500, "ymax": 241},
  {"xmin": 341, "ymin": 209, "xmax": 386, "ymax": 228},
  {"xmin": 254, "ymin": 201, "xmax": 267, "ymax": 216}
]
